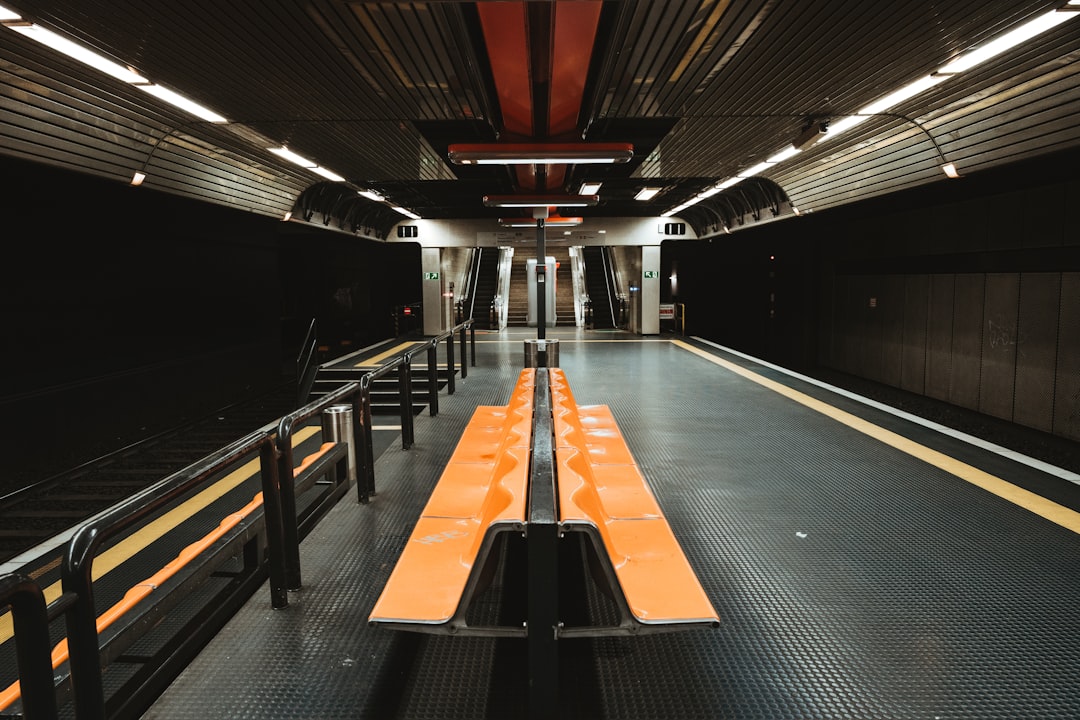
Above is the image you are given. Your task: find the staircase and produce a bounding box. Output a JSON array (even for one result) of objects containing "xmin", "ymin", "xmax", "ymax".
[
  {"xmin": 305, "ymin": 363, "xmax": 456, "ymax": 416},
  {"xmin": 583, "ymin": 245, "xmax": 615, "ymax": 328},
  {"xmin": 506, "ymin": 246, "xmax": 576, "ymax": 327},
  {"xmin": 470, "ymin": 247, "xmax": 500, "ymax": 329}
]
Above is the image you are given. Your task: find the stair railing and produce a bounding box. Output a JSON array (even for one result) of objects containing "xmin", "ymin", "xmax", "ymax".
[{"xmin": 296, "ymin": 318, "xmax": 319, "ymax": 407}]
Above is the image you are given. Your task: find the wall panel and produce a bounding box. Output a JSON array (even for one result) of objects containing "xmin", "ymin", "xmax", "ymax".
[
  {"xmin": 1013, "ymin": 273, "xmax": 1060, "ymax": 432},
  {"xmin": 978, "ymin": 273, "xmax": 1020, "ymax": 421},
  {"xmin": 879, "ymin": 275, "xmax": 906, "ymax": 387},
  {"xmin": 925, "ymin": 274, "xmax": 954, "ymax": 402},
  {"xmin": 950, "ymin": 274, "xmax": 985, "ymax": 411},
  {"xmin": 900, "ymin": 274, "xmax": 928, "ymax": 394},
  {"xmin": 1053, "ymin": 272, "xmax": 1080, "ymax": 441}
]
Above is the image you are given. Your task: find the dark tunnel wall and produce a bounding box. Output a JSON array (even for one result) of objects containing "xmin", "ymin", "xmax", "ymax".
[
  {"xmin": 665, "ymin": 148, "xmax": 1080, "ymax": 443},
  {"xmin": 1, "ymin": 156, "xmax": 419, "ymax": 485}
]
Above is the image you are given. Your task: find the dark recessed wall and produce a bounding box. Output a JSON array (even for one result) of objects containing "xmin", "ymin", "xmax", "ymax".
[
  {"xmin": 1, "ymin": 156, "xmax": 419, "ymax": 483},
  {"xmin": 664, "ymin": 147, "xmax": 1080, "ymax": 442}
]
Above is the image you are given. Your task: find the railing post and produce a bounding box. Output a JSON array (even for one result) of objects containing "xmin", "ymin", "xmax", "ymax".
[
  {"xmin": 356, "ymin": 378, "xmax": 375, "ymax": 502},
  {"xmin": 258, "ymin": 440, "xmax": 290, "ymax": 609},
  {"xmin": 470, "ymin": 322, "xmax": 476, "ymax": 366},
  {"xmin": 398, "ymin": 353, "xmax": 415, "ymax": 449},
  {"xmin": 63, "ymin": 526, "xmax": 108, "ymax": 720},
  {"xmin": 275, "ymin": 434, "xmax": 302, "ymax": 591},
  {"xmin": 427, "ymin": 342, "xmax": 439, "ymax": 417},
  {"xmin": 1, "ymin": 573, "xmax": 59, "ymax": 720},
  {"xmin": 527, "ymin": 369, "xmax": 559, "ymax": 719},
  {"xmin": 445, "ymin": 333, "xmax": 456, "ymax": 395},
  {"xmin": 459, "ymin": 324, "xmax": 468, "ymax": 379}
]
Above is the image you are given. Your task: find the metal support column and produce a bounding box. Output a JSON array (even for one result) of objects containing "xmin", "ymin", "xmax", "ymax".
[
  {"xmin": 398, "ymin": 353, "xmax": 414, "ymax": 449},
  {"xmin": 426, "ymin": 342, "xmax": 440, "ymax": 417},
  {"xmin": 527, "ymin": 369, "xmax": 558, "ymax": 718}
]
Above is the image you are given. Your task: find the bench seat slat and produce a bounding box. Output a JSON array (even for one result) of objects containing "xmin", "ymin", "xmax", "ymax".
[
  {"xmin": 550, "ymin": 368, "xmax": 719, "ymax": 630},
  {"xmin": 369, "ymin": 369, "xmax": 535, "ymax": 631},
  {"xmin": 368, "ymin": 516, "xmax": 488, "ymax": 624}
]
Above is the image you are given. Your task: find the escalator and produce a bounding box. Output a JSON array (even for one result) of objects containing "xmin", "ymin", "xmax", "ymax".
[
  {"xmin": 470, "ymin": 247, "xmax": 500, "ymax": 329},
  {"xmin": 582, "ymin": 245, "xmax": 616, "ymax": 329}
]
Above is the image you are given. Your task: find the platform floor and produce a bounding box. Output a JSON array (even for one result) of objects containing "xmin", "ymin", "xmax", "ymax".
[{"xmin": 144, "ymin": 328, "xmax": 1080, "ymax": 719}]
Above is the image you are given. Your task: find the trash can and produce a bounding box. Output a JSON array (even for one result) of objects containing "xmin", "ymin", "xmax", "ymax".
[
  {"xmin": 524, "ymin": 339, "xmax": 559, "ymax": 368},
  {"xmin": 321, "ymin": 404, "xmax": 357, "ymax": 483}
]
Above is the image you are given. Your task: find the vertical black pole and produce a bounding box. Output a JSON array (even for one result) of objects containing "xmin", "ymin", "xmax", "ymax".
[
  {"xmin": 2, "ymin": 575, "xmax": 59, "ymax": 720},
  {"xmin": 355, "ymin": 380, "xmax": 375, "ymax": 502},
  {"xmin": 470, "ymin": 322, "xmax": 476, "ymax": 366},
  {"xmin": 459, "ymin": 324, "xmax": 468, "ymax": 379},
  {"xmin": 398, "ymin": 354, "xmax": 414, "ymax": 449},
  {"xmin": 536, "ymin": 217, "xmax": 546, "ymax": 342},
  {"xmin": 445, "ymin": 334, "xmax": 456, "ymax": 395},
  {"xmin": 258, "ymin": 441, "xmax": 290, "ymax": 608},
  {"xmin": 427, "ymin": 342, "xmax": 439, "ymax": 416},
  {"xmin": 276, "ymin": 437, "xmax": 302, "ymax": 590},
  {"xmin": 527, "ymin": 369, "xmax": 558, "ymax": 718}
]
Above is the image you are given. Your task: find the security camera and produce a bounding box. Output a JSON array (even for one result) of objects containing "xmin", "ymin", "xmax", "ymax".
[{"xmin": 793, "ymin": 121, "xmax": 828, "ymax": 150}]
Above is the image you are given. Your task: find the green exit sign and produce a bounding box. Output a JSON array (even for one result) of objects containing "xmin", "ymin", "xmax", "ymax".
[
  {"xmin": 643, "ymin": 270, "xmax": 659, "ymax": 278},
  {"xmin": 423, "ymin": 272, "xmax": 440, "ymax": 280}
]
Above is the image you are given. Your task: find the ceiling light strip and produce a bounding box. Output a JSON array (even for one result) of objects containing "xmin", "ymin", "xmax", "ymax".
[{"xmin": 664, "ymin": 5, "xmax": 1080, "ymax": 217}]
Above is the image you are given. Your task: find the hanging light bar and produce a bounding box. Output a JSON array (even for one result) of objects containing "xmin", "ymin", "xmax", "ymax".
[
  {"xmin": 483, "ymin": 194, "xmax": 599, "ymax": 207},
  {"xmin": 499, "ymin": 216, "xmax": 583, "ymax": 227},
  {"xmin": 449, "ymin": 142, "xmax": 633, "ymax": 165}
]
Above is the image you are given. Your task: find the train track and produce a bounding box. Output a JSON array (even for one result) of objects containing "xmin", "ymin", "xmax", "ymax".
[{"xmin": 0, "ymin": 381, "xmax": 300, "ymax": 565}]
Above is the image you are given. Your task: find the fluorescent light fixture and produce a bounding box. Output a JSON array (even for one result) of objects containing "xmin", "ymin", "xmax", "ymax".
[
  {"xmin": 824, "ymin": 115, "xmax": 869, "ymax": 138},
  {"xmin": 578, "ymin": 182, "xmax": 603, "ymax": 194},
  {"xmin": 767, "ymin": 146, "xmax": 802, "ymax": 163},
  {"xmin": 269, "ymin": 146, "xmax": 317, "ymax": 167},
  {"xmin": 283, "ymin": 211, "xmax": 293, "ymax": 221},
  {"xmin": 130, "ymin": 171, "xmax": 145, "ymax": 186},
  {"xmin": 358, "ymin": 189, "xmax": 384, "ymax": 202},
  {"xmin": 391, "ymin": 205, "xmax": 420, "ymax": 219},
  {"xmin": 483, "ymin": 194, "xmax": 598, "ymax": 207},
  {"xmin": 499, "ymin": 216, "xmax": 583, "ymax": 227},
  {"xmin": 858, "ymin": 75, "xmax": 946, "ymax": 115},
  {"xmin": 937, "ymin": 9, "xmax": 1077, "ymax": 75},
  {"xmin": 941, "ymin": 162, "xmax": 960, "ymax": 178},
  {"xmin": 737, "ymin": 161, "xmax": 774, "ymax": 178},
  {"xmin": 448, "ymin": 142, "xmax": 633, "ymax": 165},
  {"xmin": 137, "ymin": 84, "xmax": 227, "ymax": 123},
  {"xmin": 6, "ymin": 23, "xmax": 148, "ymax": 84},
  {"xmin": 634, "ymin": 187, "xmax": 662, "ymax": 201},
  {"xmin": 270, "ymin": 146, "xmax": 347, "ymax": 182},
  {"xmin": 0, "ymin": 5, "xmax": 21, "ymax": 21},
  {"xmin": 312, "ymin": 166, "xmax": 345, "ymax": 182}
]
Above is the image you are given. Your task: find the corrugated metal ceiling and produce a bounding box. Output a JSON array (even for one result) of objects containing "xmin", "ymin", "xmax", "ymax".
[{"xmin": 1, "ymin": 0, "xmax": 1078, "ymax": 238}]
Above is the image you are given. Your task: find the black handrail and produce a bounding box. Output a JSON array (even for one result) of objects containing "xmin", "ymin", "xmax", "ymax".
[
  {"xmin": 296, "ymin": 317, "xmax": 320, "ymax": 407},
  {"xmin": 601, "ymin": 249, "xmax": 619, "ymax": 328},
  {"xmin": 62, "ymin": 429, "xmax": 279, "ymax": 719},
  {"xmin": 0, "ymin": 572, "xmax": 58, "ymax": 720}
]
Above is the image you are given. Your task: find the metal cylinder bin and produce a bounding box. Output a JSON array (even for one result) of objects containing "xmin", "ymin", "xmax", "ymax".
[
  {"xmin": 524, "ymin": 339, "xmax": 560, "ymax": 368},
  {"xmin": 321, "ymin": 404, "xmax": 357, "ymax": 483}
]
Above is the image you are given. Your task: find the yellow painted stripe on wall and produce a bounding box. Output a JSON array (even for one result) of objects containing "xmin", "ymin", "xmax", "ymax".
[{"xmin": 672, "ymin": 339, "xmax": 1080, "ymax": 535}]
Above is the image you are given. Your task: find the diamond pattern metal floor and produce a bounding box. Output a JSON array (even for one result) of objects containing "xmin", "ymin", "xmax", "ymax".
[{"xmin": 145, "ymin": 329, "xmax": 1080, "ymax": 719}]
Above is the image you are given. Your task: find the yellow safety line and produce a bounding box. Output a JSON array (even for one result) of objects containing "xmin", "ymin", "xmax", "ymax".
[
  {"xmin": 671, "ymin": 339, "xmax": 1080, "ymax": 535},
  {"xmin": 354, "ymin": 341, "xmax": 419, "ymax": 367},
  {"xmin": 0, "ymin": 426, "xmax": 320, "ymax": 644}
]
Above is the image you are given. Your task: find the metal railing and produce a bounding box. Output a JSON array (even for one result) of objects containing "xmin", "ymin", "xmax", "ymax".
[
  {"xmin": 4, "ymin": 321, "xmax": 475, "ymax": 720},
  {"xmin": 296, "ymin": 317, "xmax": 320, "ymax": 407},
  {"xmin": 0, "ymin": 573, "xmax": 57, "ymax": 719}
]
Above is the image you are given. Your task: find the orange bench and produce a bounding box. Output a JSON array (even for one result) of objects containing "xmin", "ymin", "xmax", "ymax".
[
  {"xmin": 549, "ymin": 368, "xmax": 719, "ymax": 634},
  {"xmin": 368, "ymin": 369, "xmax": 535, "ymax": 634}
]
